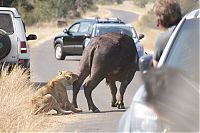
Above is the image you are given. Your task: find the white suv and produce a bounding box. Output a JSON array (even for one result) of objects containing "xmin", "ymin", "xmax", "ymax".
[{"xmin": 0, "ymin": 7, "xmax": 37, "ymax": 68}]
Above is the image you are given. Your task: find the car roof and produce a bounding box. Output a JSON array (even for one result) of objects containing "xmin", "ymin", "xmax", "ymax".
[
  {"xmin": 95, "ymin": 23, "xmax": 132, "ymax": 27},
  {"xmin": 0, "ymin": 7, "xmax": 21, "ymax": 18},
  {"xmin": 79, "ymin": 17, "xmax": 125, "ymax": 24},
  {"xmin": 185, "ymin": 8, "xmax": 200, "ymax": 20}
]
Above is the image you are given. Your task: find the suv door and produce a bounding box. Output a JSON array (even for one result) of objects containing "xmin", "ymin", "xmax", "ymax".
[{"xmin": 63, "ymin": 21, "xmax": 92, "ymax": 55}]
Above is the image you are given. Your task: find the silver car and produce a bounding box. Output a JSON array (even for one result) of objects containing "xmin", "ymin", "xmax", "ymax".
[{"xmin": 118, "ymin": 9, "xmax": 199, "ymax": 132}]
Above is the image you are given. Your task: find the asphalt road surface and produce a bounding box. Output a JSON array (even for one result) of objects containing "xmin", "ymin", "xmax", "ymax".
[{"xmin": 30, "ymin": 9, "xmax": 143, "ymax": 132}]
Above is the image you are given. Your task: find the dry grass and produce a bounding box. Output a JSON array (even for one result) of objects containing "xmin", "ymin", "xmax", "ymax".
[
  {"xmin": 0, "ymin": 66, "xmax": 96, "ymax": 132},
  {"xmin": 0, "ymin": 66, "xmax": 60, "ymax": 131}
]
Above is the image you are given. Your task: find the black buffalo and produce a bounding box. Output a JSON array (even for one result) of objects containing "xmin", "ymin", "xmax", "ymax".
[{"xmin": 73, "ymin": 33, "xmax": 139, "ymax": 112}]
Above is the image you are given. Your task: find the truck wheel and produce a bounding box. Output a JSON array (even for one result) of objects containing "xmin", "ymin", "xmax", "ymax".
[
  {"xmin": 0, "ymin": 29, "xmax": 11, "ymax": 60},
  {"xmin": 55, "ymin": 43, "xmax": 65, "ymax": 60}
]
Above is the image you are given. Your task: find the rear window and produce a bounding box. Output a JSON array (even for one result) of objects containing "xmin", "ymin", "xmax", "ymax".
[
  {"xmin": 0, "ymin": 13, "xmax": 14, "ymax": 34},
  {"xmin": 95, "ymin": 25, "xmax": 136, "ymax": 38}
]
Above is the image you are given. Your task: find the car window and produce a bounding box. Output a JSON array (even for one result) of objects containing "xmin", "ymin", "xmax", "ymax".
[
  {"xmin": 95, "ymin": 26, "xmax": 134, "ymax": 38},
  {"xmin": 69, "ymin": 23, "xmax": 80, "ymax": 33},
  {"xmin": 165, "ymin": 19, "xmax": 199, "ymax": 83},
  {"xmin": 79, "ymin": 22, "xmax": 91, "ymax": 33},
  {"xmin": 0, "ymin": 13, "xmax": 14, "ymax": 34}
]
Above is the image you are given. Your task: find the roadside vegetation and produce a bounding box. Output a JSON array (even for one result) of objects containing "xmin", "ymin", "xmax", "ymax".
[
  {"xmin": 0, "ymin": 0, "xmax": 124, "ymax": 26},
  {"xmin": 0, "ymin": 66, "xmax": 60, "ymax": 131},
  {"xmin": 0, "ymin": 66, "xmax": 96, "ymax": 132}
]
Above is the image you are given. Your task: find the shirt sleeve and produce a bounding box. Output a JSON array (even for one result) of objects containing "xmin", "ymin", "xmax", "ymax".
[
  {"xmin": 154, "ymin": 26, "xmax": 176, "ymax": 62},
  {"xmin": 154, "ymin": 35, "xmax": 164, "ymax": 62}
]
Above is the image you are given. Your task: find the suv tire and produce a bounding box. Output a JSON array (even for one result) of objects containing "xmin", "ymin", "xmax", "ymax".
[
  {"xmin": 55, "ymin": 43, "xmax": 65, "ymax": 60},
  {"xmin": 0, "ymin": 29, "xmax": 11, "ymax": 60}
]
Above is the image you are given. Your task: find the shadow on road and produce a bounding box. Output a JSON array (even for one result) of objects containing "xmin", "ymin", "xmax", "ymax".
[{"xmin": 78, "ymin": 109, "xmax": 126, "ymax": 114}]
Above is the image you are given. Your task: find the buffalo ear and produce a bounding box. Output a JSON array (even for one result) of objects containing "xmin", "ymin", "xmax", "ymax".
[{"xmin": 59, "ymin": 71, "xmax": 62, "ymax": 75}]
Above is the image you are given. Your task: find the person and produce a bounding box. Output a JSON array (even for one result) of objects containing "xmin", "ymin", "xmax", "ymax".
[{"xmin": 153, "ymin": 0, "xmax": 182, "ymax": 66}]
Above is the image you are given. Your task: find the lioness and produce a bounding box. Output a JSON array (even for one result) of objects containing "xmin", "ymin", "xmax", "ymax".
[{"xmin": 32, "ymin": 71, "xmax": 82, "ymax": 115}]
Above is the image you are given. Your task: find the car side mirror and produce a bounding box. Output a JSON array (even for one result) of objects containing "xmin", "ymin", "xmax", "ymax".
[
  {"xmin": 63, "ymin": 29, "xmax": 68, "ymax": 33},
  {"xmin": 139, "ymin": 54, "xmax": 153, "ymax": 74},
  {"xmin": 139, "ymin": 34, "xmax": 144, "ymax": 40},
  {"xmin": 27, "ymin": 34, "xmax": 37, "ymax": 41},
  {"xmin": 63, "ymin": 29, "xmax": 72, "ymax": 35}
]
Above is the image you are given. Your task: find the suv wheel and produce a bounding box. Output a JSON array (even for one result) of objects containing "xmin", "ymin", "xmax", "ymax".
[
  {"xmin": 55, "ymin": 43, "xmax": 65, "ymax": 60},
  {"xmin": 0, "ymin": 29, "xmax": 11, "ymax": 60}
]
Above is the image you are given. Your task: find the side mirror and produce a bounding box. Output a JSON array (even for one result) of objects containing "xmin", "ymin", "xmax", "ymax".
[
  {"xmin": 63, "ymin": 29, "xmax": 72, "ymax": 35},
  {"xmin": 27, "ymin": 34, "xmax": 37, "ymax": 41},
  {"xmin": 139, "ymin": 54, "xmax": 153, "ymax": 74},
  {"xmin": 63, "ymin": 29, "xmax": 68, "ymax": 33},
  {"xmin": 139, "ymin": 34, "xmax": 144, "ymax": 40}
]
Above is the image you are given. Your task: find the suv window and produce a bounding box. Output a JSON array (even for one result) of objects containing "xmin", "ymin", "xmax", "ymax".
[
  {"xmin": 69, "ymin": 23, "xmax": 80, "ymax": 33},
  {"xmin": 95, "ymin": 25, "xmax": 135, "ymax": 38},
  {"xmin": 79, "ymin": 22, "xmax": 91, "ymax": 33},
  {"xmin": 165, "ymin": 19, "xmax": 199, "ymax": 83},
  {"xmin": 0, "ymin": 13, "xmax": 14, "ymax": 34}
]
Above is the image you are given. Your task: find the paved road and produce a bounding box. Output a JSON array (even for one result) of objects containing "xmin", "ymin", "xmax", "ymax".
[
  {"xmin": 30, "ymin": 9, "xmax": 143, "ymax": 132},
  {"xmin": 109, "ymin": 9, "xmax": 139, "ymax": 23}
]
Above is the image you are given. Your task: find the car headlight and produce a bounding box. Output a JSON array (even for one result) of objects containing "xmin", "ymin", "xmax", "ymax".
[
  {"xmin": 119, "ymin": 102, "xmax": 171, "ymax": 132},
  {"xmin": 133, "ymin": 103, "xmax": 160, "ymax": 132}
]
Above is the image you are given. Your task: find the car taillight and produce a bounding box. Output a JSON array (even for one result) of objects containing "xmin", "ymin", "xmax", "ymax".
[
  {"xmin": 20, "ymin": 41, "xmax": 27, "ymax": 53},
  {"xmin": 19, "ymin": 59, "xmax": 25, "ymax": 63}
]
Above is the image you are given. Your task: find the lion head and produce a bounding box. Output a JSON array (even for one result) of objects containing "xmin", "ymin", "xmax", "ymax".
[{"xmin": 58, "ymin": 71, "xmax": 78, "ymax": 85}]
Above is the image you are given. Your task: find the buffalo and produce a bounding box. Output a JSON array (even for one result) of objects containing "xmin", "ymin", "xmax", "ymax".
[{"xmin": 72, "ymin": 33, "xmax": 139, "ymax": 112}]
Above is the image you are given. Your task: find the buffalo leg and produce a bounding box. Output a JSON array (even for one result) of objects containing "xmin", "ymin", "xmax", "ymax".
[
  {"xmin": 117, "ymin": 81, "xmax": 131, "ymax": 109},
  {"xmin": 107, "ymin": 81, "xmax": 117, "ymax": 107},
  {"xmin": 84, "ymin": 75, "xmax": 104, "ymax": 113},
  {"xmin": 72, "ymin": 72, "xmax": 88, "ymax": 108}
]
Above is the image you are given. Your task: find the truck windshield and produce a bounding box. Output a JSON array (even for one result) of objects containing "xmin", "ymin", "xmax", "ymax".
[{"xmin": 0, "ymin": 13, "xmax": 14, "ymax": 34}]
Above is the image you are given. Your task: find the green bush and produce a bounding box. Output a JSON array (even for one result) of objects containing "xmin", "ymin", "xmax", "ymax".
[
  {"xmin": 133, "ymin": 0, "xmax": 148, "ymax": 8},
  {"xmin": 1, "ymin": 0, "xmax": 96, "ymax": 25}
]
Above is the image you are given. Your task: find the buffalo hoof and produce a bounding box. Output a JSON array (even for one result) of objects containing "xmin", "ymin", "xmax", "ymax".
[
  {"xmin": 72, "ymin": 102, "xmax": 78, "ymax": 108},
  {"xmin": 89, "ymin": 106, "xmax": 100, "ymax": 113},
  {"xmin": 93, "ymin": 108, "xmax": 100, "ymax": 113},
  {"xmin": 117, "ymin": 103, "xmax": 125, "ymax": 109},
  {"xmin": 111, "ymin": 102, "xmax": 117, "ymax": 107}
]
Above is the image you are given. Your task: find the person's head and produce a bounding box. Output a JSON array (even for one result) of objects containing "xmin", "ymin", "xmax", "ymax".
[{"xmin": 153, "ymin": 0, "xmax": 182, "ymax": 29}]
